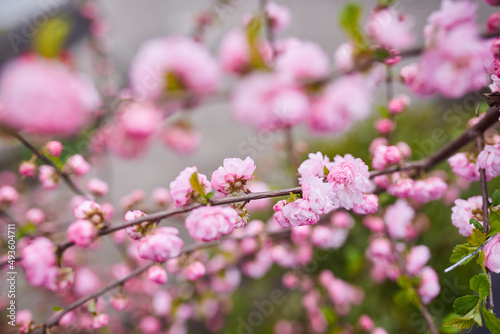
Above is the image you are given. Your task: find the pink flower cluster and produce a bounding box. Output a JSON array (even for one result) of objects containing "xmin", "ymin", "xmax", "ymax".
[
  {"xmin": 377, "ymin": 173, "xmax": 447, "ymax": 203},
  {"xmin": 67, "ymin": 201, "xmax": 108, "ymax": 247},
  {"xmin": 274, "ymin": 153, "xmax": 372, "ymax": 227},
  {"xmin": 477, "ymin": 144, "xmax": 500, "ymax": 180},
  {"xmin": 402, "ymin": 0, "xmax": 489, "ymax": 98},
  {"xmin": 319, "ymin": 270, "xmax": 364, "ymax": 316},
  {"xmin": 366, "ymin": 8, "xmax": 415, "ymax": 50},
  {"xmin": 451, "ymin": 196, "xmax": 483, "ymax": 236},
  {"xmin": 448, "ymin": 153, "xmax": 480, "ymax": 181},
  {"xmin": 21, "ymin": 237, "xmax": 58, "ymax": 290}
]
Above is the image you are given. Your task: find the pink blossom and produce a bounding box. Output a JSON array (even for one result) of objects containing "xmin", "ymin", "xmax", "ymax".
[
  {"xmin": 151, "ymin": 187, "xmax": 171, "ymax": 207},
  {"xmin": 110, "ymin": 295, "xmax": 128, "ymax": 311},
  {"xmin": 369, "ymin": 137, "xmax": 389, "ymax": 155},
  {"xmin": 46, "ymin": 141, "xmax": 63, "ymax": 157},
  {"xmin": 160, "ymin": 122, "xmax": 200, "ymax": 156},
  {"xmin": 418, "ymin": 266, "xmax": 440, "ymax": 304},
  {"xmin": 488, "ymin": 13, "xmax": 500, "ymax": 33},
  {"xmin": 387, "ymin": 175, "xmax": 414, "ymax": 198},
  {"xmin": 232, "ymin": 73, "xmax": 310, "ymax": 130},
  {"xmin": 21, "ymin": 237, "xmax": 57, "ymax": 290},
  {"xmin": 406, "ymin": 245, "xmax": 431, "ymax": 275},
  {"xmin": 124, "ymin": 210, "xmax": 148, "ymax": 240},
  {"xmin": 363, "ymin": 216, "xmax": 385, "ymax": 233},
  {"xmin": 148, "ymin": 265, "xmax": 168, "ymax": 284},
  {"xmin": 331, "ymin": 211, "xmax": 355, "ymax": 229},
  {"xmin": 412, "ymin": 177, "xmax": 447, "ymax": 203},
  {"xmin": 137, "ymin": 227, "xmax": 184, "ymax": 262},
  {"xmin": 87, "ymin": 178, "xmax": 109, "ymax": 196},
  {"xmin": 73, "ymin": 267, "xmax": 101, "ymax": 297},
  {"xmin": 448, "ymin": 152, "xmax": 480, "ymax": 181},
  {"xmin": 38, "ymin": 165, "xmax": 59, "ymax": 189},
  {"xmin": 373, "ymin": 174, "xmax": 390, "ymax": 189},
  {"xmin": 26, "ymin": 208, "xmax": 45, "ymax": 224},
  {"xmin": 366, "ymin": 9, "xmax": 415, "ymax": 49},
  {"xmin": 487, "ymin": 0, "xmax": 500, "ymax": 6},
  {"xmin": 326, "ymin": 154, "xmax": 371, "ymax": 210},
  {"xmin": 309, "ymin": 74, "xmax": 373, "ymax": 135},
  {"xmin": 74, "ymin": 201, "xmax": 105, "ymax": 224},
  {"xmin": 116, "ymin": 102, "xmax": 162, "ymax": 139},
  {"xmin": 185, "ymin": 206, "xmax": 238, "ymax": 241},
  {"xmin": 218, "ymin": 29, "xmax": 272, "ymax": 75},
  {"xmin": 372, "ymin": 145, "xmax": 402, "ymax": 170},
  {"xmin": 0, "ymin": 185, "xmax": 18, "ymax": 204},
  {"xmin": 19, "ymin": 161, "xmax": 37, "ymax": 177},
  {"xmin": 373, "ymin": 328, "xmax": 389, "ymax": 334},
  {"xmin": 397, "ymin": 142, "xmax": 412, "ymax": 158},
  {"xmin": 388, "ymin": 94, "xmax": 411, "ymax": 114},
  {"xmin": 0, "ymin": 55, "xmax": 99, "ymax": 135},
  {"xmin": 92, "ymin": 314, "xmax": 109, "ymax": 329},
  {"xmin": 334, "ymin": 43, "xmax": 354, "ymax": 72},
  {"xmin": 359, "ymin": 315, "xmax": 374, "ymax": 331},
  {"xmin": 311, "ymin": 225, "xmax": 349, "ymax": 249},
  {"xmin": 490, "ymin": 74, "xmax": 500, "ymax": 93},
  {"xmin": 67, "ymin": 220, "xmax": 97, "ymax": 248},
  {"xmin": 169, "ymin": 166, "xmax": 212, "ymax": 207},
  {"xmin": 275, "ymin": 38, "xmax": 330, "ymax": 81},
  {"xmin": 451, "ymin": 196, "xmax": 483, "ymax": 236},
  {"xmin": 211, "ymin": 157, "xmax": 256, "ymax": 195},
  {"xmin": 484, "ymin": 234, "xmax": 500, "ymax": 273},
  {"xmin": 64, "ymin": 155, "xmax": 91, "ymax": 176},
  {"xmin": 140, "ymin": 316, "xmax": 162, "ymax": 334},
  {"xmin": 279, "ymin": 198, "xmax": 320, "ymax": 227},
  {"xmin": 301, "ymin": 176, "xmax": 337, "ymax": 214},
  {"xmin": 129, "ymin": 35, "xmax": 219, "ymax": 100},
  {"xmin": 477, "ymin": 144, "xmax": 500, "ymax": 180},
  {"xmin": 384, "ymin": 199, "xmax": 414, "ymax": 239},
  {"xmin": 374, "ymin": 118, "xmax": 395, "ymax": 134},
  {"xmin": 186, "ymin": 261, "xmax": 206, "ymax": 281},
  {"xmin": 265, "ymin": 2, "xmax": 291, "ymax": 32},
  {"xmin": 298, "ymin": 152, "xmax": 330, "ymax": 183},
  {"xmin": 353, "ymin": 194, "xmax": 379, "ymax": 215}
]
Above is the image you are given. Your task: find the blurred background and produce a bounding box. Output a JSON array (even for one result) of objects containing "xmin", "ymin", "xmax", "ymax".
[{"xmin": 0, "ymin": 0, "xmax": 499, "ymax": 333}]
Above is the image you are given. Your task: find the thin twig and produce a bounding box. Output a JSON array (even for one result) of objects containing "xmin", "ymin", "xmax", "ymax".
[
  {"xmin": 6, "ymin": 131, "xmax": 91, "ymax": 199},
  {"xmin": 444, "ymin": 235, "xmax": 497, "ymax": 273}
]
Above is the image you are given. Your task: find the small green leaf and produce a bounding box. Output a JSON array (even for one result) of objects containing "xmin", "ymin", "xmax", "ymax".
[
  {"xmin": 443, "ymin": 317, "xmax": 477, "ymax": 330},
  {"xmin": 33, "ymin": 17, "xmax": 70, "ymax": 58},
  {"xmin": 338, "ymin": 3, "xmax": 367, "ymax": 50},
  {"xmin": 189, "ymin": 172, "xmax": 206, "ymax": 198},
  {"xmin": 467, "ymin": 229, "xmax": 486, "ymax": 247},
  {"xmin": 488, "ymin": 211, "xmax": 500, "ymax": 237},
  {"xmin": 469, "ymin": 218, "xmax": 483, "ymax": 231},
  {"xmin": 52, "ymin": 305, "xmax": 63, "ymax": 312},
  {"xmin": 470, "ymin": 273, "xmax": 491, "ymax": 300},
  {"xmin": 245, "ymin": 17, "xmax": 268, "ymax": 70},
  {"xmin": 373, "ymin": 48, "xmax": 391, "ymax": 61},
  {"xmin": 377, "ymin": 105, "xmax": 390, "ymax": 118},
  {"xmin": 323, "ymin": 165, "xmax": 330, "ymax": 176},
  {"xmin": 481, "ymin": 307, "xmax": 500, "ymax": 334},
  {"xmin": 165, "ymin": 72, "xmax": 184, "ymax": 93},
  {"xmin": 321, "ymin": 306, "xmax": 337, "ymax": 324},
  {"xmin": 452, "ymin": 295, "xmax": 480, "ymax": 316},
  {"xmin": 492, "ymin": 189, "xmax": 500, "ymax": 207},
  {"xmin": 450, "ymin": 243, "xmax": 478, "ymax": 265},
  {"xmin": 477, "ymin": 250, "xmax": 486, "ymax": 271}
]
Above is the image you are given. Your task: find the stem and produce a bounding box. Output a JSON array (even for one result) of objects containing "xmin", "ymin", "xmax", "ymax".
[
  {"xmin": 7, "ymin": 131, "xmax": 91, "ymax": 199},
  {"xmin": 477, "ymin": 135, "xmax": 495, "ymax": 311}
]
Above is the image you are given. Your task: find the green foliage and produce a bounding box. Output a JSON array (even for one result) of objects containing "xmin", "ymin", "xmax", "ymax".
[
  {"xmin": 452, "ymin": 295, "xmax": 479, "ymax": 316},
  {"xmin": 491, "ymin": 189, "xmax": 500, "ymax": 207},
  {"xmin": 245, "ymin": 17, "xmax": 268, "ymax": 70},
  {"xmin": 467, "ymin": 229, "xmax": 487, "ymax": 247},
  {"xmin": 164, "ymin": 72, "xmax": 184, "ymax": 93},
  {"xmin": 470, "ymin": 274, "xmax": 491, "ymax": 300},
  {"xmin": 17, "ymin": 223, "xmax": 37, "ymax": 240},
  {"xmin": 488, "ymin": 211, "xmax": 500, "ymax": 237},
  {"xmin": 190, "ymin": 171, "xmax": 206, "ymax": 198},
  {"xmin": 481, "ymin": 307, "xmax": 500, "ymax": 334},
  {"xmin": 469, "ymin": 218, "xmax": 482, "ymax": 231},
  {"xmin": 33, "ymin": 17, "xmax": 70, "ymax": 58},
  {"xmin": 450, "ymin": 243, "xmax": 478, "ymax": 265},
  {"xmin": 52, "ymin": 305, "xmax": 62, "ymax": 312},
  {"xmin": 338, "ymin": 3, "xmax": 368, "ymax": 50}
]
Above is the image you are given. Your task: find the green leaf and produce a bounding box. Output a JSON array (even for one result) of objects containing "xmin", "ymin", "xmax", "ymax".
[
  {"xmin": 33, "ymin": 17, "xmax": 70, "ymax": 58},
  {"xmin": 377, "ymin": 105, "xmax": 390, "ymax": 118},
  {"xmin": 245, "ymin": 17, "xmax": 268, "ymax": 70},
  {"xmin": 165, "ymin": 72, "xmax": 184, "ymax": 93},
  {"xmin": 323, "ymin": 165, "xmax": 330, "ymax": 176},
  {"xmin": 488, "ymin": 211, "xmax": 500, "ymax": 237},
  {"xmin": 452, "ymin": 295, "xmax": 480, "ymax": 316},
  {"xmin": 470, "ymin": 274, "xmax": 491, "ymax": 300},
  {"xmin": 450, "ymin": 243, "xmax": 478, "ymax": 265},
  {"xmin": 321, "ymin": 306, "xmax": 337, "ymax": 324},
  {"xmin": 189, "ymin": 171, "xmax": 206, "ymax": 198},
  {"xmin": 477, "ymin": 250, "xmax": 486, "ymax": 271},
  {"xmin": 443, "ymin": 317, "xmax": 477, "ymax": 330},
  {"xmin": 481, "ymin": 307, "xmax": 500, "ymax": 334},
  {"xmin": 469, "ymin": 218, "xmax": 483, "ymax": 231},
  {"xmin": 467, "ymin": 229, "xmax": 486, "ymax": 247},
  {"xmin": 492, "ymin": 189, "xmax": 500, "ymax": 207},
  {"xmin": 338, "ymin": 3, "xmax": 367, "ymax": 50},
  {"xmin": 373, "ymin": 48, "xmax": 391, "ymax": 61},
  {"xmin": 52, "ymin": 305, "xmax": 63, "ymax": 312}
]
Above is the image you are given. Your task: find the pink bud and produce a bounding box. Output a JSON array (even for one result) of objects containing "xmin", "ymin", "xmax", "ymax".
[
  {"xmin": 486, "ymin": 0, "xmax": 500, "ymax": 7},
  {"xmin": 374, "ymin": 118, "xmax": 395, "ymax": 134},
  {"xmin": 160, "ymin": 123, "xmax": 200, "ymax": 156},
  {"xmin": 353, "ymin": 194, "xmax": 379, "ymax": 215},
  {"xmin": 488, "ymin": 13, "xmax": 500, "ymax": 33},
  {"xmin": 186, "ymin": 261, "xmax": 206, "ymax": 281},
  {"xmin": 110, "ymin": 295, "xmax": 128, "ymax": 311},
  {"xmin": 0, "ymin": 185, "xmax": 19, "ymax": 204},
  {"xmin": 46, "ymin": 141, "xmax": 63, "ymax": 157},
  {"xmin": 388, "ymin": 94, "xmax": 410, "ymax": 114},
  {"xmin": 92, "ymin": 313, "xmax": 109, "ymax": 329},
  {"xmin": 67, "ymin": 220, "xmax": 96, "ymax": 247},
  {"xmin": 148, "ymin": 265, "xmax": 168, "ymax": 285},
  {"xmin": 137, "ymin": 227, "xmax": 184, "ymax": 262},
  {"xmin": 19, "ymin": 161, "xmax": 37, "ymax": 177},
  {"xmin": 358, "ymin": 314, "xmax": 374, "ymax": 331},
  {"xmin": 87, "ymin": 178, "xmax": 109, "ymax": 196},
  {"xmin": 26, "ymin": 208, "xmax": 45, "ymax": 224},
  {"xmin": 64, "ymin": 154, "xmax": 91, "ymax": 176},
  {"xmin": 492, "ymin": 38, "xmax": 500, "ymax": 59}
]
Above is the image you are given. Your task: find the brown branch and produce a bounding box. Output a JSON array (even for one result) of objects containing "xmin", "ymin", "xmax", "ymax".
[
  {"xmin": 477, "ymin": 135, "xmax": 495, "ymax": 312},
  {"xmin": 6, "ymin": 131, "xmax": 91, "ymax": 199}
]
